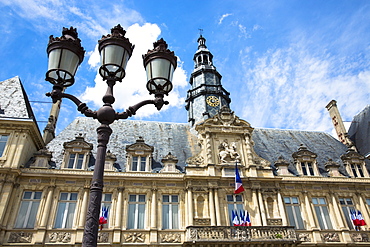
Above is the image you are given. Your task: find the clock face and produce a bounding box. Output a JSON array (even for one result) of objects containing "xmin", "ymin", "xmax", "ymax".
[{"xmin": 206, "ymin": 96, "xmax": 220, "ymax": 107}]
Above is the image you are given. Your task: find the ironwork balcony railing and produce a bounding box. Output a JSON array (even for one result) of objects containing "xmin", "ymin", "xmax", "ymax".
[{"xmin": 185, "ymin": 226, "xmax": 298, "ymax": 243}]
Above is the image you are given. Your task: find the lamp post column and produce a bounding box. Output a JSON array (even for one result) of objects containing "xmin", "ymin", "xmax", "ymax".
[{"xmin": 82, "ymin": 124, "xmax": 112, "ymax": 246}]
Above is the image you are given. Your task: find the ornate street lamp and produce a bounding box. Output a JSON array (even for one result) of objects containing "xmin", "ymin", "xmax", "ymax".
[{"xmin": 45, "ymin": 25, "xmax": 177, "ymax": 247}]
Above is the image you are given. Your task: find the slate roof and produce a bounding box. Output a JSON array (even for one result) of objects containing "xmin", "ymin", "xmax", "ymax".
[
  {"xmin": 252, "ymin": 128, "xmax": 349, "ymax": 176},
  {"xmin": 47, "ymin": 116, "xmax": 350, "ymax": 175},
  {"xmin": 348, "ymin": 105, "xmax": 370, "ymax": 157},
  {"xmin": 0, "ymin": 76, "xmax": 36, "ymax": 120},
  {"xmin": 46, "ymin": 117, "xmax": 199, "ymax": 171}
]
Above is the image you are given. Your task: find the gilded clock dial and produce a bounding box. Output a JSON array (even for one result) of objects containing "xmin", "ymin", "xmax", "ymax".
[{"xmin": 206, "ymin": 96, "xmax": 220, "ymax": 107}]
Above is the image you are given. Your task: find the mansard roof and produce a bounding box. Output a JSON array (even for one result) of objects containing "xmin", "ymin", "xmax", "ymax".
[
  {"xmin": 46, "ymin": 117, "xmax": 199, "ymax": 170},
  {"xmin": 0, "ymin": 76, "xmax": 36, "ymax": 120},
  {"xmin": 46, "ymin": 114, "xmax": 349, "ymax": 174}
]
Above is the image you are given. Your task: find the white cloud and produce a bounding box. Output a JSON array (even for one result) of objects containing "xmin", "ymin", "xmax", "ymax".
[
  {"xmin": 238, "ymin": 42, "xmax": 370, "ymax": 134},
  {"xmin": 80, "ymin": 23, "xmax": 188, "ymax": 118},
  {"xmin": 218, "ymin": 13, "xmax": 232, "ymax": 24}
]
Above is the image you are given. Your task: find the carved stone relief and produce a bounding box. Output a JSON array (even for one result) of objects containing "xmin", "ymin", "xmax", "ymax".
[
  {"xmin": 321, "ymin": 232, "xmax": 340, "ymax": 242},
  {"xmin": 351, "ymin": 233, "xmax": 369, "ymax": 242},
  {"xmin": 98, "ymin": 232, "xmax": 109, "ymax": 243},
  {"xmin": 218, "ymin": 139, "xmax": 240, "ymax": 163},
  {"xmin": 8, "ymin": 232, "xmax": 32, "ymax": 243},
  {"xmin": 298, "ymin": 233, "xmax": 311, "ymax": 242},
  {"xmin": 124, "ymin": 232, "xmax": 145, "ymax": 243},
  {"xmin": 161, "ymin": 233, "xmax": 181, "ymax": 243},
  {"xmin": 49, "ymin": 232, "xmax": 71, "ymax": 243}
]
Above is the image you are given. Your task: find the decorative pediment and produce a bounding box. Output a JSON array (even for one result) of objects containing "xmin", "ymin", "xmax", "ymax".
[
  {"xmin": 292, "ymin": 144, "xmax": 317, "ymax": 160},
  {"xmin": 341, "ymin": 148, "xmax": 364, "ymax": 163},
  {"xmin": 126, "ymin": 137, "xmax": 154, "ymax": 153},
  {"xmin": 197, "ymin": 106, "xmax": 252, "ymax": 128},
  {"xmin": 63, "ymin": 134, "xmax": 93, "ymax": 151}
]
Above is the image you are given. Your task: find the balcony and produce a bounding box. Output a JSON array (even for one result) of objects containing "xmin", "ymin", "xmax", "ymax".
[{"xmin": 185, "ymin": 226, "xmax": 299, "ymax": 246}]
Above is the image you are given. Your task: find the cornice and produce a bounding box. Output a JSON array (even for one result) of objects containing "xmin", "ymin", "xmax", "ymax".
[{"xmin": 281, "ymin": 176, "xmax": 370, "ymax": 183}]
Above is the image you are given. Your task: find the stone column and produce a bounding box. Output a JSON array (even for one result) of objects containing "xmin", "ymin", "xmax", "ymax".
[
  {"xmin": 302, "ymin": 191, "xmax": 316, "ymax": 229},
  {"xmin": 330, "ymin": 192, "xmax": 345, "ymax": 229},
  {"xmin": 0, "ymin": 175, "xmax": 15, "ymax": 224},
  {"xmin": 187, "ymin": 188, "xmax": 193, "ymax": 225},
  {"xmin": 257, "ymin": 189, "xmax": 267, "ymax": 226},
  {"xmin": 251, "ymin": 189, "xmax": 261, "ymax": 225},
  {"xmin": 209, "ymin": 188, "xmax": 216, "ymax": 226},
  {"xmin": 150, "ymin": 188, "xmax": 157, "ymax": 229},
  {"xmin": 277, "ymin": 191, "xmax": 288, "ymax": 226},
  {"xmin": 40, "ymin": 186, "xmax": 55, "ymax": 228},
  {"xmin": 114, "ymin": 187, "xmax": 124, "ymax": 229},
  {"xmin": 78, "ymin": 187, "xmax": 89, "ymax": 228},
  {"xmin": 214, "ymin": 188, "xmax": 222, "ymax": 226}
]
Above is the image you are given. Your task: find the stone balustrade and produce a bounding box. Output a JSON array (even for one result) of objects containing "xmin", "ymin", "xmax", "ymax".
[{"xmin": 186, "ymin": 226, "xmax": 298, "ymax": 243}]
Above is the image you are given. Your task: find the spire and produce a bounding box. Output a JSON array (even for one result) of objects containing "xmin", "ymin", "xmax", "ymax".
[
  {"xmin": 197, "ymin": 35, "xmax": 207, "ymax": 49},
  {"xmin": 185, "ymin": 33, "xmax": 231, "ymax": 127}
]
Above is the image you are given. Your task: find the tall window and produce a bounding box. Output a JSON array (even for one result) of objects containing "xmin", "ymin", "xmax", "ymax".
[
  {"xmin": 0, "ymin": 135, "xmax": 8, "ymax": 157},
  {"xmin": 162, "ymin": 195, "xmax": 179, "ymax": 229},
  {"xmin": 127, "ymin": 195, "xmax": 145, "ymax": 229},
  {"xmin": 284, "ymin": 197, "xmax": 305, "ymax": 229},
  {"xmin": 67, "ymin": 153, "xmax": 84, "ymax": 169},
  {"xmin": 350, "ymin": 164, "xmax": 365, "ymax": 178},
  {"xmin": 101, "ymin": 193, "xmax": 112, "ymax": 227},
  {"xmin": 14, "ymin": 191, "xmax": 42, "ymax": 228},
  {"xmin": 54, "ymin": 192, "xmax": 78, "ymax": 228},
  {"xmin": 132, "ymin": 156, "xmax": 146, "ymax": 171},
  {"xmin": 301, "ymin": 162, "xmax": 314, "ymax": 176},
  {"xmin": 227, "ymin": 194, "xmax": 244, "ymax": 225},
  {"xmin": 339, "ymin": 197, "xmax": 355, "ymax": 229},
  {"xmin": 312, "ymin": 197, "xmax": 333, "ymax": 229}
]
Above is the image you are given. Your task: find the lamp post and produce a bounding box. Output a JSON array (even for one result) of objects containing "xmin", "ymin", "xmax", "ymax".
[{"xmin": 45, "ymin": 25, "xmax": 177, "ymax": 247}]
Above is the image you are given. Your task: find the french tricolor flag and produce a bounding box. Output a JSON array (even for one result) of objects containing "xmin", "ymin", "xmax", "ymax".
[{"xmin": 234, "ymin": 163, "xmax": 245, "ymax": 194}]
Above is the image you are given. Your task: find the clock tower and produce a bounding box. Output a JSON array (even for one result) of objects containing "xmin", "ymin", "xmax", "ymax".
[{"xmin": 185, "ymin": 35, "xmax": 231, "ymax": 126}]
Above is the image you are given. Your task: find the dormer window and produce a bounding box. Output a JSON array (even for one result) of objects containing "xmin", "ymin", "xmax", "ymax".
[
  {"xmin": 292, "ymin": 144, "xmax": 319, "ymax": 176},
  {"xmin": 132, "ymin": 156, "xmax": 146, "ymax": 171},
  {"xmin": 62, "ymin": 135, "xmax": 93, "ymax": 170},
  {"xmin": 341, "ymin": 149, "xmax": 368, "ymax": 178},
  {"xmin": 126, "ymin": 137, "xmax": 154, "ymax": 172},
  {"xmin": 67, "ymin": 153, "xmax": 84, "ymax": 169}
]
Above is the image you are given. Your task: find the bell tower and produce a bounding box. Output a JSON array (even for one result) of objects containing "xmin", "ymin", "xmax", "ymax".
[{"xmin": 185, "ymin": 35, "xmax": 231, "ymax": 126}]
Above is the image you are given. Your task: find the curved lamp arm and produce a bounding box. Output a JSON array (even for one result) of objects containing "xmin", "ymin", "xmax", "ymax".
[
  {"xmin": 116, "ymin": 94, "xmax": 169, "ymax": 119},
  {"xmin": 46, "ymin": 86, "xmax": 97, "ymax": 118}
]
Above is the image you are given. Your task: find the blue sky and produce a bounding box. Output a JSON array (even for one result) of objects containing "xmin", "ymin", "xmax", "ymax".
[{"xmin": 0, "ymin": 0, "xmax": 369, "ymax": 137}]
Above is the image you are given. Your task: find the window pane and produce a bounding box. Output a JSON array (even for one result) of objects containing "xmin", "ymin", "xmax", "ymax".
[
  {"xmin": 172, "ymin": 204, "xmax": 179, "ymax": 229},
  {"xmin": 70, "ymin": 193, "xmax": 78, "ymax": 201},
  {"xmin": 227, "ymin": 195, "xmax": 233, "ymax": 202},
  {"xmin": 366, "ymin": 199, "xmax": 370, "ymax": 205},
  {"xmin": 76, "ymin": 154, "xmax": 84, "ymax": 169},
  {"xmin": 139, "ymin": 195, "xmax": 145, "ymax": 202},
  {"xmin": 26, "ymin": 202, "xmax": 40, "ymax": 228},
  {"xmin": 24, "ymin": 192, "xmax": 32, "ymax": 200},
  {"xmin": 138, "ymin": 204, "xmax": 145, "ymax": 229},
  {"xmin": 322, "ymin": 206, "xmax": 333, "ymax": 229},
  {"xmin": 65, "ymin": 203, "xmax": 76, "ymax": 228},
  {"xmin": 315, "ymin": 206, "xmax": 325, "ymax": 229},
  {"xmin": 235, "ymin": 195, "xmax": 242, "ymax": 202},
  {"xmin": 60, "ymin": 193, "xmax": 68, "ymax": 200},
  {"xmin": 104, "ymin": 194, "xmax": 112, "ymax": 202},
  {"xmin": 34, "ymin": 192, "xmax": 42, "ymax": 200},
  {"xmin": 292, "ymin": 197, "xmax": 299, "ymax": 204},
  {"xmin": 172, "ymin": 195, "xmax": 178, "ymax": 202},
  {"xmin": 132, "ymin": 157, "xmax": 138, "ymax": 171},
  {"xmin": 54, "ymin": 202, "xmax": 66, "ymax": 228},
  {"xmin": 129, "ymin": 195, "xmax": 136, "ymax": 202},
  {"xmin": 127, "ymin": 204, "xmax": 135, "ymax": 229},
  {"xmin": 312, "ymin": 198, "xmax": 318, "ymax": 204},
  {"xmin": 0, "ymin": 135, "xmax": 8, "ymax": 156},
  {"xmin": 294, "ymin": 206, "xmax": 304, "ymax": 229},
  {"xmin": 284, "ymin": 197, "xmax": 291, "ymax": 204},
  {"xmin": 163, "ymin": 195, "xmax": 169, "ymax": 202},
  {"xmin": 319, "ymin": 198, "xmax": 326, "ymax": 204},
  {"xmin": 14, "ymin": 202, "xmax": 29, "ymax": 228},
  {"xmin": 162, "ymin": 204, "xmax": 169, "ymax": 229},
  {"xmin": 140, "ymin": 157, "xmax": 146, "ymax": 171},
  {"xmin": 68, "ymin": 154, "xmax": 76, "ymax": 168}
]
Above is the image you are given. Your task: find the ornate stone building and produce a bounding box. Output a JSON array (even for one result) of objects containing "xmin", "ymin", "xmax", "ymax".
[{"xmin": 0, "ymin": 36, "xmax": 370, "ymax": 247}]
